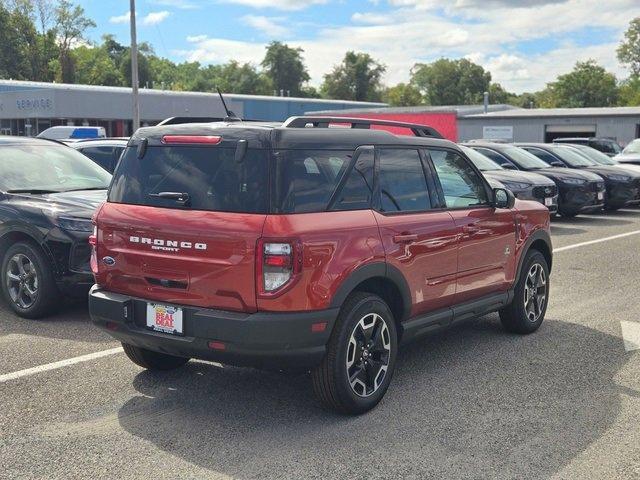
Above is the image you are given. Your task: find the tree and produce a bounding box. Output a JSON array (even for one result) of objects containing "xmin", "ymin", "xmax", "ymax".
[
  {"xmin": 618, "ymin": 76, "xmax": 640, "ymax": 106},
  {"xmin": 618, "ymin": 17, "xmax": 640, "ymax": 76},
  {"xmin": 410, "ymin": 58, "xmax": 492, "ymax": 105},
  {"xmin": 261, "ymin": 41, "xmax": 310, "ymax": 96},
  {"xmin": 73, "ymin": 45, "xmax": 123, "ymax": 86},
  {"xmin": 383, "ymin": 83, "xmax": 422, "ymax": 106},
  {"xmin": 53, "ymin": 0, "xmax": 95, "ymax": 83},
  {"xmin": 548, "ymin": 60, "xmax": 618, "ymax": 107},
  {"xmin": 320, "ymin": 51, "xmax": 386, "ymax": 102}
]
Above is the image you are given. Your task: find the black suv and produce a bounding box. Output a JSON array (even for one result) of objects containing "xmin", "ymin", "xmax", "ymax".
[
  {"xmin": 518, "ymin": 143, "xmax": 640, "ymax": 211},
  {"xmin": 553, "ymin": 137, "xmax": 622, "ymax": 157},
  {"xmin": 0, "ymin": 137, "xmax": 111, "ymax": 318},
  {"xmin": 468, "ymin": 142, "xmax": 605, "ymax": 217}
]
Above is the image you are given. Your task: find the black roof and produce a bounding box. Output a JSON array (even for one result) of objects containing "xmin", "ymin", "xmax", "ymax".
[{"xmin": 130, "ymin": 117, "xmax": 455, "ymax": 151}]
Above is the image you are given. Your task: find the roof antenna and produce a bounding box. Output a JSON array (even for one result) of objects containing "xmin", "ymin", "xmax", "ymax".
[{"xmin": 216, "ymin": 87, "xmax": 241, "ymax": 122}]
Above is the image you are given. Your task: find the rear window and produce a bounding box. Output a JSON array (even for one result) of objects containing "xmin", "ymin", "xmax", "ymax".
[
  {"xmin": 272, "ymin": 150, "xmax": 354, "ymax": 213},
  {"xmin": 109, "ymin": 146, "xmax": 269, "ymax": 213}
]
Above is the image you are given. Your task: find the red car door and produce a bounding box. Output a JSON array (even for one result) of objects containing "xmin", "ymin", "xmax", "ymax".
[
  {"xmin": 426, "ymin": 148, "xmax": 516, "ymax": 303},
  {"xmin": 373, "ymin": 148, "xmax": 459, "ymax": 318}
]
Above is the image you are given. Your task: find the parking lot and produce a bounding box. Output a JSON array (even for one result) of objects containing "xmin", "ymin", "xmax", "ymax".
[{"xmin": 1, "ymin": 210, "xmax": 639, "ymax": 480}]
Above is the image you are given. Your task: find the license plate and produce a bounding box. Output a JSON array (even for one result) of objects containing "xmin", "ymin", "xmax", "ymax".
[
  {"xmin": 598, "ymin": 192, "xmax": 604, "ymax": 200},
  {"xmin": 544, "ymin": 197, "xmax": 553, "ymax": 206},
  {"xmin": 146, "ymin": 303, "xmax": 183, "ymax": 335}
]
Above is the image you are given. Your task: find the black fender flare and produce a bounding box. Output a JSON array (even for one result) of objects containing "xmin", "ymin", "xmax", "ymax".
[
  {"xmin": 515, "ymin": 228, "xmax": 553, "ymax": 284},
  {"xmin": 330, "ymin": 262, "xmax": 412, "ymax": 321},
  {"xmin": 0, "ymin": 224, "xmax": 57, "ymax": 272}
]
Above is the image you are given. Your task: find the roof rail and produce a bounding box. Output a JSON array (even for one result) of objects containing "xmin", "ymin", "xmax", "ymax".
[{"xmin": 282, "ymin": 116, "xmax": 444, "ymax": 139}]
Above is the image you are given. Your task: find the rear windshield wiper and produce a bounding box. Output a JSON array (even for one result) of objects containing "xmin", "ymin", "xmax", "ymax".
[
  {"xmin": 149, "ymin": 191, "xmax": 191, "ymax": 206},
  {"xmin": 6, "ymin": 189, "xmax": 61, "ymax": 194},
  {"xmin": 62, "ymin": 187, "xmax": 109, "ymax": 192}
]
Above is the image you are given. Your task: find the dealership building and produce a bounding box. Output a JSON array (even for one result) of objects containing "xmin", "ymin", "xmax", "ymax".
[
  {"xmin": 0, "ymin": 80, "xmax": 386, "ymax": 137},
  {"xmin": 315, "ymin": 105, "xmax": 640, "ymax": 146}
]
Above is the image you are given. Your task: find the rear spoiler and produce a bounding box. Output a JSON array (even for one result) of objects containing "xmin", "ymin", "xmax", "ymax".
[{"xmin": 282, "ymin": 116, "xmax": 443, "ymax": 139}]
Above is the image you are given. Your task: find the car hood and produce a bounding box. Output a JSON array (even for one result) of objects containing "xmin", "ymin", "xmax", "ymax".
[
  {"xmin": 584, "ymin": 165, "xmax": 640, "ymax": 180},
  {"xmin": 616, "ymin": 153, "xmax": 640, "ymax": 162},
  {"xmin": 483, "ymin": 170, "xmax": 555, "ymax": 186},
  {"xmin": 9, "ymin": 189, "xmax": 107, "ymax": 219},
  {"xmin": 533, "ymin": 168, "xmax": 603, "ymax": 182}
]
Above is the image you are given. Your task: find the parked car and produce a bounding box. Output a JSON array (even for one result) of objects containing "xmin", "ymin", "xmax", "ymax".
[
  {"xmin": 459, "ymin": 145, "xmax": 558, "ymax": 214},
  {"xmin": 90, "ymin": 116, "xmax": 552, "ymax": 415},
  {"xmin": 71, "ymin": 138, "xmax": 128, "ymax": 173},
  {"xmin": 559, "ymin": 143, "xmax": 640, "ymax": 175},
  {"xmin": 553, "ymin": 137, "xmax": 622, "ymax": 157},
  {"xmin": 0, "ymin": 137, "xmax": 111, "ymax": 318},
  {"xmin": 517, "ymin": 143, "xmax": 640, "ymax": 210},
  {"xmin": 37, "ymin": 126, "xmax": 106, "ymax": 141},
  {"xmin": 615, "ymin": 138, "xmax": 640, "ymax": 165},
  {"xmin": 467, "ymin": 142, "xmax": 605, "ymax": 217}
]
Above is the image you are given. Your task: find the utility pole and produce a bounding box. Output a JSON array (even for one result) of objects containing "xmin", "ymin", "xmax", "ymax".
[{"xmin": 130, "ymin": 0, "xmax": 140, "ymax": 133}]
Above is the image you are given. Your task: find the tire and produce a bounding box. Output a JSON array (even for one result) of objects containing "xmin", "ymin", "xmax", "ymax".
[
  {"xmin": 500, "ymin": 250, "xmax": 550, "ymax": 334},
  {"xmin": 605, "ymin": 204, "xmax": 622, "ymax": 211},
  {"xmin": 559, "ymin": 209, "xmax": 577, "ymax": 218},
  {"xmin": 311, "ymin": 292, "xmax": 398, "ymax": 415},
  {"xmin": 1, "ymin": 241, "xmax": 60, "ymax": 319},
  {"xmin": 122, "ymin": 343, "xmax": 190, "ymax": 370}
]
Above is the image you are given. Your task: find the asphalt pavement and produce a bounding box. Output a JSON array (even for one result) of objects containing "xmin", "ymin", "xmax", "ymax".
[{"xmin": 1, "ymin": 209, "xmax": 639, "ymax": 480}]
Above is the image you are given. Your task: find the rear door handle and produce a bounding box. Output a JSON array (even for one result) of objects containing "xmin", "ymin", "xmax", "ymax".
[
  {"xmin": 393, "ymin": 233, "xmax": 419, "ymax": 244},
  {"xmin": 462, "ymin": 225, "xmax": 480, "ymax": 234}
]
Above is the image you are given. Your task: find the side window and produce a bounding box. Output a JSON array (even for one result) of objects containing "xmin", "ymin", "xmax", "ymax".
[
  {"xmin": 428, "ymin": 149, "xmax": 489, "ymax": 208},
  {"xmin": 522, "ymin": 147, "xmax": 557, "ymax": 164},
  {"xmin": 474, "ymin": 148, "xmax": 512, "ymax": 167},
  {"xmin": 78, "ymin": 146, "xmax": 114, "ymax": 172},
  {"xmin": 331, "ymin": 149, "xmax": 374, "ymax": 211},
  {"xmin": 378, "ymin": 149, "xmax": 430, "ymax": 213}
]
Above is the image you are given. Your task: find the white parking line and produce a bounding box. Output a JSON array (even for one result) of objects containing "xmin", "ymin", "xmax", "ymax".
[
  {"xmin": 554, "ymin": 230, "xmax": 640, "ymax": 253},
  {"xmin": 0, "ymin": 347, "xmax": 123, "ymax": 384},
  {"xmin": 621, "ymin": 321, "xmax": 640, "ymax": 352}
]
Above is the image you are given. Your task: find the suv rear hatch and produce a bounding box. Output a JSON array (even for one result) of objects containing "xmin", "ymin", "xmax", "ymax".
[{"xmin": 95, "ymin": 136, "xmax": 269, "ymax": 312}]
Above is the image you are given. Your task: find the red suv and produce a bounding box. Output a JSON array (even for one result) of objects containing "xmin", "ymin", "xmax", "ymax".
[{"xmin": 89, "ymin": 117, "xmax": 552, "ymax": 414}]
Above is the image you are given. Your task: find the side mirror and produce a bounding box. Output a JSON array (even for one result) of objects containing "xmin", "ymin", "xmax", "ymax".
[
  {"xmin": 502, "ymin": 163, "xmax": 518, "ymax": 170},
  {"xmin": 493, "ymin": 187, "xmax": 515, "ymax": 209}
]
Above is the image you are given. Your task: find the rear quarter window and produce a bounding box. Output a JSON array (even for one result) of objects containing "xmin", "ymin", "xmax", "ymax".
[{"xmin": 109, "ymin": 146, "xmax": 269, "ymax": 213}]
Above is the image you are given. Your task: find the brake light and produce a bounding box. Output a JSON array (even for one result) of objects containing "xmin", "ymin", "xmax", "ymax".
[
  {"xmin": 256, "ymin": 239, "xmax": 301, "ymax": 297},
  {"xmin": 161, "ymin": 135, "xmax": 222, "ymax": 145},
  {"xmin": 89, "ymin": 225, "xmax": 98, "ymax": 275}
]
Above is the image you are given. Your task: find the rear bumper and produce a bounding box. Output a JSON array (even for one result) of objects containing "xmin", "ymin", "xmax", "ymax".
[{"xmin": 89, "ymin": 286, "xmax": 339, "ymax": 369}]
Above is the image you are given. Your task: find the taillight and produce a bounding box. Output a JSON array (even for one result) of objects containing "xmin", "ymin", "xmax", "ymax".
[
  {"xmin": 161, "ymin": 135, "xmax": 222, "ymax": 145},
  {"xmin": 89, "ymin": 225, "xmax": 98, "ymax": 275},
  {"xmin": 257, "ymin": 239, "xmax": 301, "ymax": 297}
]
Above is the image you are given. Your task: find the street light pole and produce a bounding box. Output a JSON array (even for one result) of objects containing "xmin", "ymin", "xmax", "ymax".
[{"xmin": 130, "ymin": 0, "xmax": 140, "ymax": 133}]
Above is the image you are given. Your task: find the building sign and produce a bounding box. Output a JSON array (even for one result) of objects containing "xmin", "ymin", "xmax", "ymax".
[
  {"xmin": 16, "ymin": 97, "xmax": 53, "ymax": 111},
  {"xmin": 483, "ymin": 126, "xmax": 513, "ymax": 141}
]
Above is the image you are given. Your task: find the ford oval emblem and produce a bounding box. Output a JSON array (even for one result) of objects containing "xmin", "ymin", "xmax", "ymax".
[{"xmin": 102, "ymin": 256, "xmax": 116, "ymax": 267}]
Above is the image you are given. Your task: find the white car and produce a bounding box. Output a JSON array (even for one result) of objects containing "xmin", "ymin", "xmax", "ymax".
[
  {"xmin": 37, "ymin": 126, "xmax": 106, "ymax": 141},
  {"xmin": 615, "ymin": 139, "xmax": 640, "ymax": 165}
]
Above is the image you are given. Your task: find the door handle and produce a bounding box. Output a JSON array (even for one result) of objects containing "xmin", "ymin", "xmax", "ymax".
[
  {"xmin": 393, "ymin": 233, "xmax": 418, "ymax": 244},
  {"xmin": 462, "ymin": 225, "xmax": 480, "ymax": 234}
]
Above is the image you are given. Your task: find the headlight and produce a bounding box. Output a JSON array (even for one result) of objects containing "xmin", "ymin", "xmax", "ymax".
[
  {"xmin": 502, "ymin": 182, "xmax": 531, "ymax": 191},
  {"xmin": 54, "ymin": 216, "xmax": 93, "ymax": 232},
  {"xmin": 608, "ymin": 174, "xmax": 631, "ymax": 182},
  {"xmin": 562, "ymin": 178, "xmax": 586, "ymax": 185}
]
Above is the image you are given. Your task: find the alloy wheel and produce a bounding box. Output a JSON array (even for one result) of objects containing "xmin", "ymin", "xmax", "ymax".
[
  {"xmin": 524, "ymin": 263, "xmax": 546, "ymax": 323},
  {"xmin": 346, "ymin": 313, "xmax": 391, "ymax": 397},
  {"xmin": 6, "ymin": 253, "xmax": 39, "ymax": 309}
]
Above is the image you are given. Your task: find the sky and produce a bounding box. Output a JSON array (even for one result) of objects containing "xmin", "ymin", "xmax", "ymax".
[{"xmin": 77, "ymin": 0, "xmax": 640, "ymax": 94}]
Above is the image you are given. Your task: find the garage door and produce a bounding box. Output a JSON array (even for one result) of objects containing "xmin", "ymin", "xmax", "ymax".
[{"xmin": 545, "ymin": 124, "xmax": 596, "ymax": 142}]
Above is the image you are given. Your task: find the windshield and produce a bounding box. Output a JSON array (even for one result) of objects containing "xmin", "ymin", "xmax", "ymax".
[
  {"xmin": 623, "ymin": 139, "xmax": 640, "ymax": 154},
  {"xmin": 550, "ymin": 146, "xmax": 597, "ymax": 167},
  {"xmin": 571, "ymin": 145, "xmax": 616, "ymax": 165},
  {"xmin": 0, "ymin": 144, "xmax": 111, "ymax": 192},
  {"xmin": 502, "ymin": 147, "xmax": 551, "ymax": 170},
  {"xmin": 459, "ymin": 145, "xmax": 503, "ymax": 171}
]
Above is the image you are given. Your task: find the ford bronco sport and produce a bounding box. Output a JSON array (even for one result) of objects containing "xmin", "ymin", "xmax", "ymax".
[{"xmin": 89, "ymin": 116, "xmax": 552, "ymax": 415}]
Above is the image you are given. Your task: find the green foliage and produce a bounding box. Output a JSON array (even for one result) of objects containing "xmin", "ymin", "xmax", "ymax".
[
  {"xmin": 320, "ymin": 51, "xmax": 386, "ymax": 102},
  {"xmin": 618, "ymin": 76, "xmax": 640, "ymax": 106},
  {"xmin": 53, "ymin": 0, "xmax": 95, "ymax": 83},
  {"xmin": 410, "ymin": 58, "xmax": 491, "ymax": 105},
  {"xmin": 383, "ymin": 83, "xmax": 422, "ymax": 106},
  {"xmin": 261, "ymin": 41, "xmax": 310, "ymax": 95},
  {"xmin": 618, "ymin": 17, "xmax": 640, "ymax": 76},
  {"xmin": 545, "ymin": 60, "xmax": 618, "ymax": 107}
]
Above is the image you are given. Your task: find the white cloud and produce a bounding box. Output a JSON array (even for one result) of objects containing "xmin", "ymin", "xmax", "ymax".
[
  {"xmin": 241, "ymin": 15, "xmax": 290, "ymax": 37},
  {"xmin": 109, "ymin": 12, "xmax": 130, "ymax": 24},
  {"xmin": 150, "ymin": 0, "xmax": 199, "ymax": 9},
  {"xmin": 178, "ymin": 0, "xmax": 640, "ymax": 93},
  {"xmin": 141, "ymin": 11, "xmax": 170, "ymax": 26},
  {"xmin": 219, "ymin": 0, "xmax": 328, "ymax": 10}
]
